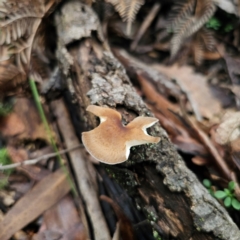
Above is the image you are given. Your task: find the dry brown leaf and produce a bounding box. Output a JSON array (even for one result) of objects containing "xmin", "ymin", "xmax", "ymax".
[
  {"xmin": 12, "ymin": 97, "xmax": 50, "ymax": 142},
  {"xmin": 33, "ymin": 230, "xmax": 62, "ymax": 240},
  {"xmin": 137, "ymin": 73, "xmax": 180, "ymax": 120},
  {"xmin": 222, "ymin": 53, "xmax": 240, "ymax": 107},
  {"xmin": 185, "ymin": 117, "xmax": 233, "ymax": 180},
  {"xmin": 35, "ymin": 195, "xmax": 88, "ymax": 240},
  {"xmin": 174, "ymin": 135, "xmax": 208, "ymax": 156},
  {"xmin": 192, "ymin": 156, "xmax": 208, "ymax": 165},
  {"xmin": 224, "ymin": 54, "xmax": 240, "ymax": 85},
  {"xmin": 6, "ymin": 146, "xmax": 52, "ymax": 181},
  {"xmin": 105, "ymin": 0, "xmax": 144, "ymax": 35},
  {"xmin": 190, "ymin": 28, "xmax": 217, "ymax": 65},
  {"xmin": 231, "ymin": 150, "xmax": 240, "ymax": 171},
  {"xmin": 229, "ymin": 139, "xmax": 240, "ymax": 173},
  {"xmin": 215, "ymin": 112, "xmax": 240, "ymax": 145},
  {"xmin": 0, "ymin": 113, "xmax": 25, "ymax": 137},
  {"xmin": 0, "ymin": 62, "xmax": 26, "ymax": 94},
  {"xmin": 231, "ymin": 137, "xmax": 240, "ymax": 153},
  {"xmin": 153, "ymin": 64, "xmax": 222, "ymax": 119},
  {"xmin": 13, "ymin": 230, "xmax": 28, "ymax": 240},
  {"xmin": 6, "ymin": 146, "xmax": 28, "ymax": 163},
  {"xmin": 137, "ymin": 73, "xmax": 209, "ymax": 157},
  {"xmin": 0, "ymin": 169, "xmax": 71, "ymax": 240},
  {"xmin": 100, "ymin": 195, "xmax": 136, "ymax": 240},
  {"xmin": 153, "ymin": 110, "xmax": 208, "ymax": 156},
  {"xmin": 18, "ymin": 165, "xmax": 51, "ymax": 181}
]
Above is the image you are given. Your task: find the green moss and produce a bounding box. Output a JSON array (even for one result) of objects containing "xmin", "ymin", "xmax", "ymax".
[
  {"xmin": 206, "ymin": 17, "xmax": 221, "ymax": 30},
  {"xmin": 144, "ymin": 206, "xmax": 158, "ymax": 223},
  {"xmin": 153, "ymin": 230, "xmax": 162, "ymax": 240},
  {"xmin": 104, "ymin": 165, "xmax": 138, "ymax": 193}
]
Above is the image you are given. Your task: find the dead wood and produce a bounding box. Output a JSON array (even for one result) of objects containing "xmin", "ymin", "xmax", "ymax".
[{"xmin": 73, "ymin": 43, "xmax": 240, "ymax": 240}]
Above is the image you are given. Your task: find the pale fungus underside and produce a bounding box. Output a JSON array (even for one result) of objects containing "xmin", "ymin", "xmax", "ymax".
[{"xmin": 82, "ymin": 105, "xmax": 160, "ymax": 164}]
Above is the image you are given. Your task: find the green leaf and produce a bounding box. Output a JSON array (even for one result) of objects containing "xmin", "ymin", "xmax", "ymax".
[
  {"xmin": 232, "ymin": 198, "xmax": 240, "ymax": 210},
  {"xmin": 214, "ymin": 191, "xmax": 227, "ymax": 199},
  {"xmin": 203, "ymin": 179, "xmax": 211, "ymax": 188},
  {"xmin": 224, "ymin": 24, "xmax": 233, "ymax": 32},
  {"xmin": 224, "ymin": 197, "xmax": 232, "ymax": 207},
  {"xmin": 228, "ymin": 181, "xmax": 235, "ymax": 191},
  {"xmin": 206, "ymin": 17, "xmax": 221, "ymax": 30},
  {"xmin": 224, "ymin": 188, "xmax": 231, "ymax": 196}
]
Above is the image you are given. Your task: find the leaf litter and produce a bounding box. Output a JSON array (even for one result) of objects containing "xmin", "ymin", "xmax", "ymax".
[{"xmin": 1, "ymin": 0, "xmax": 240, "ymax": 239}]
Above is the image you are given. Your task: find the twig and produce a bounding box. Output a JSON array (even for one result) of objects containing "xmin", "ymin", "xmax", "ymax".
[
  {"xmin": 173, "ymin": 78, "xmax": 202, "ymax": 121},
  {"xmin": 130, "ymin": 3, "xmax": 161, "ymax": 51},
  {"xmin": 172, "ymin": 109, "xmax": 234, "ymax": 181},
  {"xmin": 0, "ymin": 145, "xmax": 81, "ymax": 170}
]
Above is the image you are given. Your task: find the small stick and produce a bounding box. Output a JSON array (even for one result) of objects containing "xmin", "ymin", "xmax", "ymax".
[
  {"xmin": 0, "ymin": 145, "xmax": 81, "ymax": 170},
  {"xmin": 131, "ymin": 3, "xmax": 161, "ymax": 51},
  {"xmin": 173, "ymin": 78, "xmax": 202, "ymax": 121}
]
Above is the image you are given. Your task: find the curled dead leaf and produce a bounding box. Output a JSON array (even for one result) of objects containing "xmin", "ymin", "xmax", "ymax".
[
  {"xmin": 215, "ymin": 112, "xmax": 240, "ymax": 145},
  {"xmin": 192, "ymin": 156, "xmax": 208, "ymax": 166},
  {"xmin": 0, "ymin": 113, "xmax": 25, "ymax": 137}
]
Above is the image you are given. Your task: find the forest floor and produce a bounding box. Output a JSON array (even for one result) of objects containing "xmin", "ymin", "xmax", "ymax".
[{"xmin": 1, "ymin": 0, "xmax": 240, "ymax": 239}]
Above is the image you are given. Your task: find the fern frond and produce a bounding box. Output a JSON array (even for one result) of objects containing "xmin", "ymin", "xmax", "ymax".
[
  {"xmin": 191, "ymin": 28, "xmax": 216, "ymax": 65},
  {"xmin": 110, "ymin": 0, "xmax": 127, "ymax": 18},
  {"xmin": 169, "ymin": 0, "xmax": 216, "ymax": 57},
  {"xmin": 171, "ymin": 16, "xmax": 196, "ymax": 57},
  {"xmin": 186, "ymin": 0, "xmax": 216, "ymax": 37},
  {"xmin": 0, "ymin": 0, "xmax": 59, "ymax": 94},
  {"xmin": 0, "ymin": 19, "xmax": 33, "ymax": 45},
  {"xmin": 126, "ymin": 0, "xmax": 144, "ymax": 34},
  {"xmin": 105, "ymin": 0, "xmax": 144, "ymax": 35},
  {"xmin": 200, "ymin": 27, "xmax": 215, "ymax": 51},
  {"xmin": 169, "ymin": 0, "xmax": 196, "ymax": 29},
  {"xmin": 0, "ymin": 2, "xmax": 42, "ymax": 73}
]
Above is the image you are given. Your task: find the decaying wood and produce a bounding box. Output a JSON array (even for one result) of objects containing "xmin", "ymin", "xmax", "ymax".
[
  {"xmin": 75, "ymin": 44, "xmax": 240, "ymax": 240},
  {"xmin": 53, "ymin": 1, "xmax": 240, "ymax": 239}
]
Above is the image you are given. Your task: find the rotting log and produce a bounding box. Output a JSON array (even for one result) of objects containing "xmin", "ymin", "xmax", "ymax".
[{"xmin": 53, "ymin": 1, "xmax": 240, "ymax": 239}]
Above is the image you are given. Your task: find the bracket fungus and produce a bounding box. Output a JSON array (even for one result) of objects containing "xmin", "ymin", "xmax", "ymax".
[{"xmin": 82, "ymin": 105, "xmax": 160, "ymax": 164}]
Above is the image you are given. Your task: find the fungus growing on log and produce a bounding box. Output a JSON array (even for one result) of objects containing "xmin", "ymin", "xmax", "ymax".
[{"xmin": 82, "ymin": 105, "xmax": 160, "ymax": 164}]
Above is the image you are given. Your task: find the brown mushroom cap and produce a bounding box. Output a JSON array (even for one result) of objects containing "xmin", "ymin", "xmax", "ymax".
[{"xmin": 82, "ymin": 105, "xmax": 160, "ymax": 164}]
